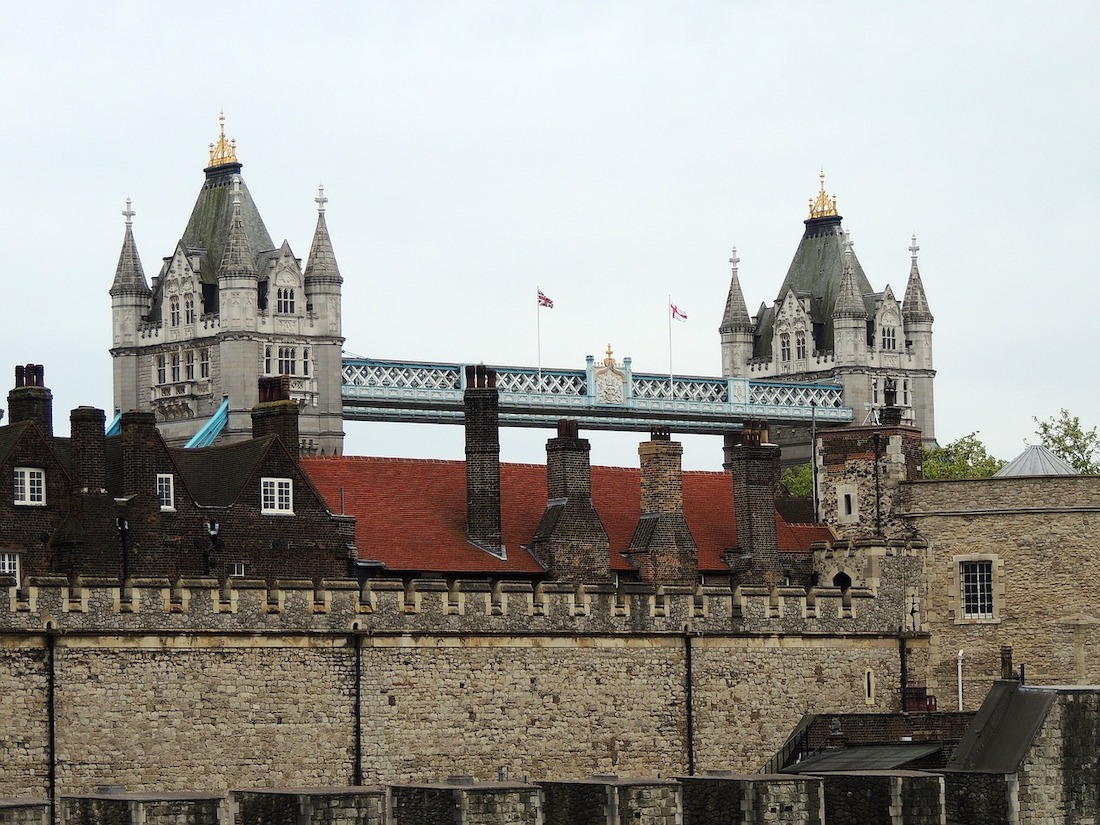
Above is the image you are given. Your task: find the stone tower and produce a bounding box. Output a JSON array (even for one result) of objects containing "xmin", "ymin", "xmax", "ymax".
[
  {"xmin": 109, "ymin": 116, "xmax": 345, "ymax": 455},
  {"xmin": 720, "ymin": 173, "xmax": 935, "ymax": 461}
]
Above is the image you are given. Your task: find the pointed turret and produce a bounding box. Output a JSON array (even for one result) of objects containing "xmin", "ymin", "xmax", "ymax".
[
  {"xmin": 719, "ymin": 246, "xmax": 754, "ymax": 377},
  {"xmin": 902, "ymin": 235, "xmax": 933, "ymax": 323},
  {"xmin": 218, "ymin": 181, "xmax": 258, "ymax": 279},
  {"xmin": 831, "ymin": 234, "xmax": 868, "ymax": 366},
  {"xmin": 832, "ymin": 236, "xmax": 868, "ymax": 320},
  {"xmin": 110, "ymin": 198, "xmax": 150, "ymax": 297},
  {"xmin": 304, "ymin": 184, "xmax": 343, "ymax": 289}
]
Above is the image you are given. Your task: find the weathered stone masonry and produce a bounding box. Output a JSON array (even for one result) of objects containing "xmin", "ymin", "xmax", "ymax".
[{"xmin": 1, "ymin": 575, "xmax": 925, "ymax": 797}]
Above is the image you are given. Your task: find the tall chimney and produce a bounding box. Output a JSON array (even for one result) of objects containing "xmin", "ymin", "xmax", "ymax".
[
  {"xmin": 624, "ymin": 428, "xmax": 698, "ymax": 585},
  {"xmin": 251, "ymin": 376, "xmax": 300, "ymax": 458},
  {"xmin": 725, "ymin": 422, "xmax": 782, "ymax": 586},
  {"xmin": 464, "ymin": 365, "xmax": 502, "ymax": 553},
  {"xmin": 532, "ymin": 419, "xmax": 610, "ymax": 581},
  {"xmin": 70, "ymin": 407, "xmax": 107, "ymax": 494},
  {"xmin": 8, "ymin": 364, "xmax": 53, "ymax": 435},
  {"xmin": 121, "ymin": 411, "xmax": 160, "ymax": 501}
]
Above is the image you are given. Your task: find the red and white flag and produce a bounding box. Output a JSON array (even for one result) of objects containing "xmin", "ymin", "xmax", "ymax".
[
  {"xmin": 670, "ymin": 302, "xmax": 688, "ymax": 322},
  {"xmin": 537, "ymin": 289, "xmax": 554, "ymax": 309}
]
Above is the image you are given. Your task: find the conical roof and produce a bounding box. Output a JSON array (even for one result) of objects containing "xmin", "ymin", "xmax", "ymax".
[
  {"xmin": 833, "ymin": 244, "xmax": 868, "ymax": 319},
  {"xmin": 218, "ymin": 187, "xmax": 258, "ymax": 278},
  {"xmin": 719, "ymin": 246, "xmax": 751, "ymax": 333},
  {"xmin": 902, "ymin": 235, "xmax": 933, "ymax": 322},
  {"xmin": 109, "ymin": 198, "xmax": 150, "ymax": 296},
  {"xmin": 993, "ymin": 444, "xmax": 1077, "ymax": 477},
  {"xmin": 303, "ymin": 186, "xmax": 343, "ymax": 286}
]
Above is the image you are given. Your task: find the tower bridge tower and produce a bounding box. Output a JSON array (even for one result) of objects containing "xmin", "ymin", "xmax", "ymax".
[
  {"xmin": 109, "ymin": 115, "xmax": 345, "ymax": 454},
  {"xmin": 719, "ymin": 173, "xmax": 935, "ymax": 462}
]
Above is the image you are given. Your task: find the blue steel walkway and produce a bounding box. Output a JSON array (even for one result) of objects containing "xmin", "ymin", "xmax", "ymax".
[{"xmin": 341, "ymin": 355, "xmax": 852, "ymax": 435}]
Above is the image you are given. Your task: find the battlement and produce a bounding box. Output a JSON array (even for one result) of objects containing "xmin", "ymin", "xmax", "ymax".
[{"xmin": 1, "ymin": 555, "xmax": 921, "ymax": 637}]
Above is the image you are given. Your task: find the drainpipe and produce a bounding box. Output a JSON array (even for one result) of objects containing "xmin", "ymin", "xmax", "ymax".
[{"xmin": 957, "ymin": 650, "xmax": 965, "ymax": 711}]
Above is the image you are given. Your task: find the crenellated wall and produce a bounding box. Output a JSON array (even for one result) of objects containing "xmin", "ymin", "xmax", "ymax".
[{"xmin": 0, "ymin": 568, "xmax": 925, "ymax": 798}]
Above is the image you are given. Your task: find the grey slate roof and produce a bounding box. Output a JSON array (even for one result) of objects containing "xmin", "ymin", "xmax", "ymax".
[
  {"xmin": 992, "ymin": 444, "xmax": 1078, "ymax": 477},
  {"xmin": 169, "ymin": 436, "xmax": 276, "ymax": 508},
  {"xmin": 181, "ymin": 167, "xmax": 275, "ymax": 285},
  {"xmin": 944, "ymin": 681, "xmax": 1055, "ymax": 774},
  {"xmin": 783, "ymin": 743, "xmax": 941, "ymax": 773},
  {"xmin": 754, "ymin": 215, "xmax": 876, "ymax": 357}
]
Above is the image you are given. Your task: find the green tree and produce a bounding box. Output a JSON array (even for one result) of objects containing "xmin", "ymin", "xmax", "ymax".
[
  {"xmin": 781, "ymin": 463, "xmax": 814, "ymax": 497},
  {"xmin": 1033, "ymin": 409, "xmax": 1100, "ymax": 474},
  {"xmin": 922, "ymin": 432, "xmax": 1006, "ymax": 479}
]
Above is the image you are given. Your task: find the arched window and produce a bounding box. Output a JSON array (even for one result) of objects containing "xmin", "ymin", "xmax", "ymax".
[
  {"xmin": 780, "ymin": 333, "xmax": 791, "ymax": 362},
  {"xmin": 795, "ymin": 331, "xmax": 807, "ymax": 359},
  {"xmin": 169, "ymin": 296, "xmax": 180, "ymax": 327},
  {"xmin": 184, "ymin": 295, "xmax": 195, "ymax": 324}
]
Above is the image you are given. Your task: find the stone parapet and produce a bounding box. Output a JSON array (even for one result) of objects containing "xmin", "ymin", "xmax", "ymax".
[{"xmin": 1, "ymin": 572, "xmax": 916, "ymax": 637}]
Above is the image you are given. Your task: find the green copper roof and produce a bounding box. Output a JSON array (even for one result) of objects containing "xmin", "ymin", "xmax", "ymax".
[{"xmin": 181, "ymin": 165, "xmax": 275, "ymax": 284}]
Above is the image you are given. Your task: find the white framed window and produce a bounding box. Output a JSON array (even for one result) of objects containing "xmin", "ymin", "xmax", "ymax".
[
  {"xmin": 795, "ymin": 331, "xmax": 807, "ymax": 360},
  {"xmin": 302, "ymin": 347, "xmax": 310, "ymax": 377},
  {"xmin": 156, "ymin": 473, "xmax": 175, "ymax": 511},
  {"xmin": 171, "ymin": 352, "xmax": 181, "ymax": 383},
  {"xmin": 199, "ymin": 348, "xmax": 210, "ymax": 379},
  {"xmin": 276, "ymin": 287, "xmax": 295, "ymax": 314},
  {"xmin": 278, "ymin": 346, "xmax": 296, "ymax": 376},
  {"xmin": 184, "ymin": 295, "xmax": 196, "ymax": 324},
  {"xmin": 881, "ymin": 326, "xmax": 897, "ymax": 350},
  {"xmin": 264, "ymin": 345, "xmax": 273, "ymax": 375},
  {"xmin": 229, "ymin": 561, "xmax": 246, "ymax": 578},
  {"xmin": 14, "ymin": 468, "xmax": 45, "ymax": 506},
  {"xmin": 261, "ymin": 477, "xmax": 293, "ymax": 514},
  {"xmin": 780, "ymin": 333, "xmax": 791, "ymax": 362},
  {"xmin": 960, "ymin": 560, "xmax": 993, "ymax": 619},
  {"xmin": 185, "ymin": 351, "xmax": 195, "ymax": 381},
  {"xmin": 0, "ymin": 552, "xmax": 19, "ymax": 579},
  {"xmin": 170, "ymin": 296, "xmax": 180, "ymax": 327},
  {"xmin": 952, "ymin": 554, "xmax": 1004, "ymax": 624},
  {"xmin": 156, "ymin": 354, "xmax": 167, "ymax": 385}
]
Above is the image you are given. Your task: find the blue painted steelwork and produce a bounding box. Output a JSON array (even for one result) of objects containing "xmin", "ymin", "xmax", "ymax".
[
  {"xmin": 341, "ymin": 357, "xmax": 851, "ymax": 434},
  {"xmin": 105, "ymin": 411, "xmax": 121, "ymax": 437},
  {"xmin": 185, "ymin": 397, "xmax": 230, "ymax": 448}
]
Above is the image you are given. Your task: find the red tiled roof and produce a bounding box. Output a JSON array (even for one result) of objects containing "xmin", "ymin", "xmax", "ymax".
[{"xmin": 301, "ymin": 456, "xmax": 829, "ymax": 577}]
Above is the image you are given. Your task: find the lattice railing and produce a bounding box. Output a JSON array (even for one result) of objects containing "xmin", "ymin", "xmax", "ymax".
[
  {"xmin": 751, "ymin": 383, "xmax": 844, "ymax": 408},
  {"xmin": 343, "ymin": 361, "xmax": 461, "ymax": 391},
  {"xmin": 632, "ymin": 376, "xmax": 728, "ymax": 403},
  {"xmin": 496, "ymin": 369, "xmax": 587, "ymax": 396}
]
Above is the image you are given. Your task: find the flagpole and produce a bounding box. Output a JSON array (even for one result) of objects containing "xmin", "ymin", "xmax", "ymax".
[
  {"xmin": 668, "ymin": 294, "xmax": 674, "ymax": 398},
  {"xmin": 537, "ymin": 287, "xmax": 543, "ymax": 382}
]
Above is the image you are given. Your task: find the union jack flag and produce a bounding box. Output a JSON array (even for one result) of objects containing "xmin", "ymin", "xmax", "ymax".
[{"xmin": 537, "ymin": 289, "xmax": 554, "ymax": 309}]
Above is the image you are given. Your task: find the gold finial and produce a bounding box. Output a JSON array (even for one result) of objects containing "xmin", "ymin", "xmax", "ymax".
[
  {"xmin": 808, "ymin": 169, "xmax": 839, "ymax": 219},
  {"xmin": 604, "ymin": 343, "xmax": 617, "ymax": 367},
  {"xmin": 207, "ymin": 110, "xmax": 239, "ymax": 168}
]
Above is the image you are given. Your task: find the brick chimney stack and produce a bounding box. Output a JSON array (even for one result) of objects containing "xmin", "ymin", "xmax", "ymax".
[
  {"xmin": 725, "ymin": 422, "xmax": 782, "ymax": 586},
  {"xmin": 121, "ymin": 411, "xmax": 160, "ymax": 502},
  {"xmin": 8, "ymin": 364, "xmax": 53, "ymax": 435},
  {"xmin": 70, "ymin": 407, "xmax": 107, "ymax": 494},
  {"xmin": 252, "ymin": 376, "xmax": 300, "ymax": 458},
  {"xmin": 624, "ymin": 428, "xmax": 698, "ymax": 585},
  {"xmin": 464, "ymin": 365, "xmax": 502, "ymax": 553},
  {"xmin": 532, "ymin": 419, "xmax": 611, "ymax": 581}
]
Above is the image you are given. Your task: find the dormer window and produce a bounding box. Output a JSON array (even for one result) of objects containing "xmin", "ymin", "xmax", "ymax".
[
  {"xmin": 881, "ymin": 326, "xmax": 897, "ymax": 350},
  {"xmin": 780, "ymin": 333, "xmax": 791, "ymax": 362},
  {"xmin": 276, "ymin": 287, "xmax": 295, "ymax": 314},
  {"xmin": 14, "ymin": 468, "xmax": 45, "ymax": 506},
  {"xmin": 170, "ymin": 296, "xmax": 181, "ymax": 327},
  {"xmin": 261, "ymin": 478, "xmax": 293, "ymax": 515},
  {"xmin": 184, "ymin": 295, "xmax": 196, "ymax": 324},
  {"xmin": 157, "ymin": 473, "xmax": 175, "ymax": 511},
  {"xmin": 795, "ymin": 331, "xmax": 807, "ymax": 360}
]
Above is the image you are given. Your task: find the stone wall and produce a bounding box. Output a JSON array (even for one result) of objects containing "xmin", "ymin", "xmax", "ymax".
[
  {"xmin": 0, "ymin": 577, "xmax": 919, "ymax": 798},
  {"xmin": 902, "ymin": 477, "xmax": 1100, "ymax": 707},
  {"xmin": 234, "ymin": 790, "xmax": 386, "ymax": 825}
]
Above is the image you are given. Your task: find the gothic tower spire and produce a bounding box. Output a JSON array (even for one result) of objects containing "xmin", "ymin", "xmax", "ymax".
[{"xmin": 719, "ymin": 246, "xmax": 754, "ymax": 377}]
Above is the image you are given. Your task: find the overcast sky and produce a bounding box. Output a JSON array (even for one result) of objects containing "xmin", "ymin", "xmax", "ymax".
[{"xmin": 2, "ymin": 2, "xmax": 1097, "ymax": 469}]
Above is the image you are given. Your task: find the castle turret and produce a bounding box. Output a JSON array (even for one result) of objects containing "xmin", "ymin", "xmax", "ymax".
[
  {"xmin": 902, "ymin": 236, "xmax": 935, "ymax": 444},
  {"xmin": 719, "ymin": 246, "xmax": 754, "ymax": 377},
  {"xmin": 109, "ymin": 199, "xmax": 151, "ymax": 418},
  {"xmin": 831, "ymin": 237, "xmax": 868, "ymax": 366}
]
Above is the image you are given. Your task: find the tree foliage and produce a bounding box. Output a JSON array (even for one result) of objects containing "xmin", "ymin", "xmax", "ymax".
[
  {"xmin": 922, "ymin": 432, "xmax": 1006, "ymax": 479},
  {"xmin": 781, "ymin": 463, "xmax": 814, "ymax": 497},
  {"xmin": 1033, "ymin": 409, "xmax": 1100, "ymax": 474}
]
